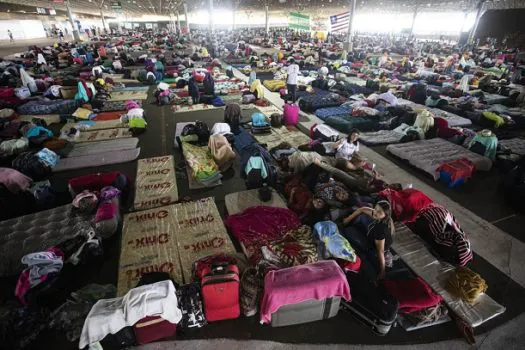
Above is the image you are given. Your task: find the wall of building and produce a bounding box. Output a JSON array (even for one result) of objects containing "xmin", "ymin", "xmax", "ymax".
[
  {"xmin": 0, "ymin": 19, "xmax": 46, "ymax": 40},
  {"xmin": 476, "ymin": 9, "xmax": 525, "ymax": 48}
]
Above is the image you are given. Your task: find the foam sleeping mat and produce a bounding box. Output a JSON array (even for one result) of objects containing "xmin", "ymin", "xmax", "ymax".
[
  {"xmin": 359, "ymin": 129, "xmax": 405, "ymax": 146},
  {"xmin": 392, "ymin": 224, "xmax": 505, "ymax": 328},
  {"xmin": 428, "ymin": 108, "xmax": 472, "ymax": 127},
  {"xmin": 74, "ymin": 128, "xmax": 133, "ymax": 143},
  {"xmin": 133, "ymin": 155, "xmax": 178, "ymax": 211},
  {"xmin": 386, "ymin": 138, "xmax": 493, "ymax": 180},
  {"xmin": 53, "ymin": 148, "xmax": 140, "ymax": 172},
  {"xmin": 499, "ymin": 138, "xmax": 525, "ymax": 155},
  {"xmin": 253, "ymin": 125, "xmax": 310, "ymax": 149},
  {"xmin": 117, "ymin": 198, "xmax": 235, "ymax": 295},
  {"xmin": 67, "ymin": 138, "xmax": 139, "ymax": 157},
  {"xmin": 0, "ymin": 205, "xmax": 93, "ymax": 277},
  {"xmin": 482, "ymin": 93, "xmax": 511, "ymax": 105}
]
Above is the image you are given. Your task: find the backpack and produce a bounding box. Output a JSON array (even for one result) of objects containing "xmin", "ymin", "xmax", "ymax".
[
  {"xmin": 242, "ymin": 94, "xmax": 256, "ymax": 104},
  {"xmin": 175, "ymin": 283, "xmax": 207, "ymax": 330},
  {"xmin": 270, "ymin": 113, "xmax": 283, "ymax": 128},
  {"xmin": 195, "ymin": 121, "xmax": 210, "ymax": 144},
  {"xmin": 182, "ymin": 124, "xmax": 197, "ymax": 137}
]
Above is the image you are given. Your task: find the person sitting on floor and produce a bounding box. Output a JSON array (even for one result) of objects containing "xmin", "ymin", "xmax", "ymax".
[
  {"xmin": 332, "ymin": 129, "xmax": 365, "ymax": 172},
  {"xmin": 188, "ymin": 77, "xmax": 200, "ymax": 105},
  {"xmin": 342, "ymin": 200, "xmax": 394, "ymax": 281}
]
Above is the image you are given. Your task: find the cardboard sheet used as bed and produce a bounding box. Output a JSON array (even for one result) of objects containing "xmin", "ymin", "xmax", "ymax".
[
  {"xmin": 225, "ymin": 188, "xmax": 287, "ymax": 215},
  {"xmin": 386, "ymin": 138, "xmax": 493, "ymax": 180},
  {"xmin": 117, "ymin": 198, "xmax": 235, "ymax": 296},
  {"xmin": 133, "ymin": 155, "xmax": 178, "ymax": 211},
  {"xmin": 224, "ymin": 188, "xmax": 288, "ymax": 258},
  {"xmin": 392, "ymin": 224, "xmax": 505, "ymax": 328},
  {"xmin": 253, "ymin": 125, "xmax": 310, "ymax": 149},
  {"xmin": 74, "ymin": 128, "xmax": 133, "ymax": 143},
  {"xmin": 60, "ymin": 119, "xmax": 127, "ymax": 134},
  {"xmin": 109, "ymin": 90, "xmax": 149, "ymax": 101}
]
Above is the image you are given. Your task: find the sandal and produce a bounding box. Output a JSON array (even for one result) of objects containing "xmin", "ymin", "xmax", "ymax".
[{"xmin": 456, "ymin": 318, "xmax": 476, "ymax": 345}]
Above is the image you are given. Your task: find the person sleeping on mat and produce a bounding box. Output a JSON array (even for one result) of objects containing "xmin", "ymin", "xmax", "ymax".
[{"xmin": 342, "ymin": 201, "xmax": 394, "ymax": 281}]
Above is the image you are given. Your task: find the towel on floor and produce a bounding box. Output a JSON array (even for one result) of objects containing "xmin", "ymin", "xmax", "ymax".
[{"xmin": 79, "ymin": 280, "xmax": 182, "ymax": 349}]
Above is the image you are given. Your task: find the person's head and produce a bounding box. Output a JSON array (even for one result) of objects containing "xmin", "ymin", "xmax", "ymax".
[
  {"xmin": 348, "ymin": 129, "xmax": 360, "ymax": 143},
  {"xmin": 372, "ymin": 200, "xmax": 392, "ymax": 221},
  {"xmin": 335, "ymin": 187, "xmax": 349, "ymax": 202},
  {"xmin": 312, "ymin": 196, "xmax": 326, "ymax": 209},
  {"xmin": 289, "ymin": 58, "xmax": 295, "ymax": 64}
]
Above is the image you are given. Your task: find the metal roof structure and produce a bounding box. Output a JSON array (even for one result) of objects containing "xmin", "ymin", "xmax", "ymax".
[{"xmin": 0, "ymin": 0, "xmax": 523, "ymax": 17}]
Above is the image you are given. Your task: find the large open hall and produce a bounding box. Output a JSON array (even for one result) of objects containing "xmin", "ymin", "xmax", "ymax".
[{"xmin": 0, "ymin": 0, "xmax": 524, "ymax": 349}]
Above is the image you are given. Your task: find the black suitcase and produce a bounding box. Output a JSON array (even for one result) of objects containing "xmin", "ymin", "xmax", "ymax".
[{"xmin": 340, "ymin": 271, "xmax": 398, "ymax": 335}]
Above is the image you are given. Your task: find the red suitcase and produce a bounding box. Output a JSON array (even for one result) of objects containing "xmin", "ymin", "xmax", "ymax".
[
  {"xmin": 200, "ymin": 262, "xmax": 240, "ymax": 322},
  {"xmin": 133, "ymin": 316, "xmax": 177, "ymax": 345}
]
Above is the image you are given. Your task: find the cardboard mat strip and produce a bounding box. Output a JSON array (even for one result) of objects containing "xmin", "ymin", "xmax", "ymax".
[
  {"xmin": 133, "ymin": 155, "xmax": 179, "ymax": 211},
  {"xmin": 74, "ymin": 128, "xmax": 133, "ymax": 143},
  {"xmin": 117, "ymin": 198, "xmax": 235, "ymax": 296}
]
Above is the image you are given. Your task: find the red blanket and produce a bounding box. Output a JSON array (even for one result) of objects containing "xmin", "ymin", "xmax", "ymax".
[
  {"xmin": 379, "ymin": 188, "xmax": 434, "ymax": 223},
  {"xmin": 225, "ymin": 206, "xmax": 301, "ymax": 247},
  {"xmin": 383, "ymin": 277, "xmax": 442, "ymax": 314}
]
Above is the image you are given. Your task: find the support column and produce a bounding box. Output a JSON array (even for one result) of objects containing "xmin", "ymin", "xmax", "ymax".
[
  {"xmin": 66, "ymin": 0, "xmax": 81, "ymax": 42},
  {"xmin": 100, "ymin": 9, "xmax": 108, "ymax": 32},
  {"xmin": 265, "ymin": 5, "xmax": 269, "ymax": 34},
  {"xmin": 344, "ymin": 0, "xmax": 356, "ymax": 51},
  {"xmin": 468, "ymin": 0, "xmax": 485, "ymax": 45},
  {"xmin": 409, "ymin": 5, "xmax": 418, "ymax": 37},
  {"xmin": 177, "ymin": 11, "xmax": 181, "ymax": 33},
  {"xmin": 208, "ymin": 0, "xmax": 214, "ymax": 32},
  {"xmin": 183, "ymin": 2, "xmax": 191, "ymax": 38}
]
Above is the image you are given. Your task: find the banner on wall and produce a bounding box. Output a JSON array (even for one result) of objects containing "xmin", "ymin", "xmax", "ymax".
[
  {"xmin": 289, "ymin": 12, "xmax": 310, "ymax": 31},
  {"xmin": 311, "ymin": 15, "xmax": 328, "ymax": 32}
]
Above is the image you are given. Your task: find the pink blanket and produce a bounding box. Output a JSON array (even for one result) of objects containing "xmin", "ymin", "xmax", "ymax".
[{"xmin": 260, "ymin": 260, "xmax": 350, "ymax": 324}]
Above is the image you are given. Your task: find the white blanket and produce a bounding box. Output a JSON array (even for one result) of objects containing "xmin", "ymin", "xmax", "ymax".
[{"xmin": 79, "ymin": 280, "xmax": 182, "ymax": 349}]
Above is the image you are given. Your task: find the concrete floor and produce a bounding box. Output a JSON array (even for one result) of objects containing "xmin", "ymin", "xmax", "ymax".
[{"xmin": 1, "ymin": 39, "xmax": 524, "ymax": 349}]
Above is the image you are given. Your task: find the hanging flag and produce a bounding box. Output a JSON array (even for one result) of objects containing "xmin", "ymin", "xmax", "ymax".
[
  {"xmin": 330, "ymin": 11, "xmax": 350, "ymax": 32},
  {"xmin": 289, "ymin": 12, "xmax": 310, "ymax": 31}
]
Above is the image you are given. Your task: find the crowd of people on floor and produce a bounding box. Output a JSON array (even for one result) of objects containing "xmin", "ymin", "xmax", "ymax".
[{"xmin": 0, "ymin": 24, "xmax": 521, "ymax": 349}]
